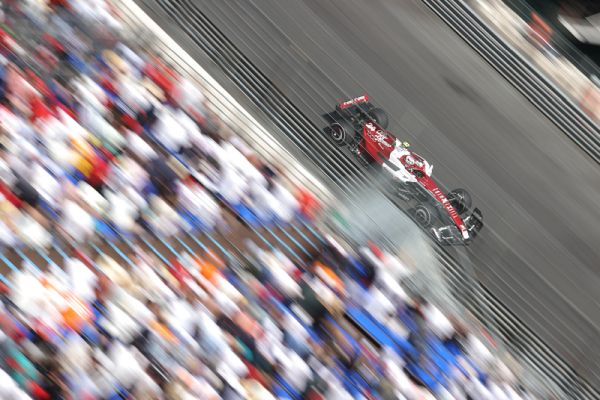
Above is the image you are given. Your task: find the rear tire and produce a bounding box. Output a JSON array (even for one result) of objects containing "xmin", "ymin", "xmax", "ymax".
[
  {"xmin": 368, "ymin": 107, "xmax": 389, "ymax": 129},
  {"xmin": 327, "ymin": 119, "xmax": 354, "ymax": 146},
  {"xmin": 412, "ymin": 203, "xmax": 437, "ymax": 228},
  {"xmin": 447, "ymin": 188, "xmax": 472, "ymax": 215}
]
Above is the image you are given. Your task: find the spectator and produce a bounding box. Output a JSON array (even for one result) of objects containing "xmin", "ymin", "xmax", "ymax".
[{"xmin": 147, "ymin": 156, "xmax": 178, "ymax": 200}]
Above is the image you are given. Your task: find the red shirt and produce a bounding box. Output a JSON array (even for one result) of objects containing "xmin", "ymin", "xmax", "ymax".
[
  {"xmin": 29, "ymin": 382, "xmax": 51, "ymax": 400},
  {"xmin": 0, "ymin": 182, "xmax": 22, "ymax": 208},
  {"xmin": 121, "ymin": 112, "xmax": 143, "ymax": 134},
  {"xmin": 42, "ymin": 33, "xmax": 65, "ymax": 54},
  {"xmin": 144, "ymin": 61, "xmax": 178, "ymax": 98},
  {"xmin": 297, "ymin": 188, "xmax": 319, "ymax": 220},
  {"xmin": 168, "ymin": 258, "xmax": 191, "ymax": 286},
  {"xmin": 29, "ymin": 97, "xmax": 53, "ymax": 123},
  {"xmin": 0, "ymin": 28, "xmax": 13, "ymax": 54},
  {"xmin": 86, "ymin": 152, "xmax": 110, "ymax": 188},
  {"xmin": 48, "ymin": 0, "xmax": 71, "ymax": 9},
  {"xmin": 26, "ymin": 70, "xmax": 52, "ymax": 99},
  {"xmin": 100, "ymin": 76, "xmax": 118, "ymax": 97}
]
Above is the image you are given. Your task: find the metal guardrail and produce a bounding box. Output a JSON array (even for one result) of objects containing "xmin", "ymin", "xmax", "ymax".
[
  {"xmin": 422, "ymin": 0, "xmax": 600, "ymax": 166},
  {"xmin": 422, "ymin": 0, "xmax": 600, "ymax": 398},
  {"xmin": 118, "ymin": 0, "xmax": 585, "ymax": 398}
]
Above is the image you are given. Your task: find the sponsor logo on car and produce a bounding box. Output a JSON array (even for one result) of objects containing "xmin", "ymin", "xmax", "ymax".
[
  {"xmin": 364, "ymin": 122, "xmax": 392, "ymax": 148},
  {"xmin": 431, "ymin": 187, "xmax": 460, "ymax": 221},
  {"xmin": 338, "ymin": 95, "xmax": 369, "ymax": 109}
]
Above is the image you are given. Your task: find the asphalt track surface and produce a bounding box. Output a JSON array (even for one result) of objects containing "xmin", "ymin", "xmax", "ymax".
[{"xmin": 134, "ymin": 0, "xmax": 600, "ymax": 381}]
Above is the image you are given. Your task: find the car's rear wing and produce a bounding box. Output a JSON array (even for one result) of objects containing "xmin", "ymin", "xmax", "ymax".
[{"xmin": 337, "ymin": 94, "xmax": 369, "ymax": 110}]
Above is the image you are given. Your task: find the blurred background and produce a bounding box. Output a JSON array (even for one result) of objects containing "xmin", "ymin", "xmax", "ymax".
[{"xmin": 0, "ymin": 0, "xmax": 596, "ymax": 399}]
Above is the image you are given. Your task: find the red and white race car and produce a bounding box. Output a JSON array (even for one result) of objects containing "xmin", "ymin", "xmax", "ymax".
[{"xmin": 323, "ymin": 95, "xmax": 483, "ymax": 245}]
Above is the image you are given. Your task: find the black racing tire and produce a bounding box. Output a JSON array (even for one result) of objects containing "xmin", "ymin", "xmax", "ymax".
[
  {"xmin": 447, "ymin": 188, "xmax": 472, "ymax": 215},
  {"xmin": 368, "ymin": 107, "xmax": 389, "ymax": 129},
  {"xmin": 327, "ymin": 119, "xmax": 354, "ymax": 146},
  {"xmin": 412, "ymin": 202, "xmax": 437, "ymax": 228}
]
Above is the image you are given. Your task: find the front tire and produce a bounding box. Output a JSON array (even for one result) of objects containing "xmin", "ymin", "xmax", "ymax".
[{"xmin": 446, "ymin": 188, "xmax": 472, "ymax": 215}]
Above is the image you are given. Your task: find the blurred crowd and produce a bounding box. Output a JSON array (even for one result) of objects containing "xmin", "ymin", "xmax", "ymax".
[
  {"xmin": 471, "ymin": 0, "xmax": 600, "ymax": 121},
  {"xmin": 0, "ymin": 0, "xmax": 537, "ymax": 399},
  {"xmin": 0, "ymin": 0, "xmax": 308, "ymax": 250}
]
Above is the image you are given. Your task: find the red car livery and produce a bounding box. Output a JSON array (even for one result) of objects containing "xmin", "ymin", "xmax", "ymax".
[{"xmin": 322, "ymin": 95, "xmax": 483, "ymax": 245}]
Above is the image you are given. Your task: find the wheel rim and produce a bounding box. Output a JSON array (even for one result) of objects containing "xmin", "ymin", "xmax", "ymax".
[
  {"xmin": 453, "ymin": 192, "xmax": 465, "ymax": 205},
  {"xmin": 449, "ymin": 193, "xmax": 461, "ymax": 208},
  {"xmin": 331, "ymin": 124, "xmax": 345, "ymax": 143},
  {"xmin": 414, "ymin": 207, "xmax": 430, "ymax": 226}
]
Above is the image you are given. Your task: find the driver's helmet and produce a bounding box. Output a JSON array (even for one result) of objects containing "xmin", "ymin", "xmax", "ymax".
[{"xmin": 394, "ymin": 139, "xmax": 410, "ymax": 150}]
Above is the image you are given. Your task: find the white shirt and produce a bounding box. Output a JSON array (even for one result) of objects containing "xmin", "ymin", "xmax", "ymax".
[
  {"xmin": 0, "ymin": 107, "xmax": 29, "ymax": 139},
  {"xmin": 192, "ymin": 133, "xmax": 221, "ymax": 158},
  {"xmin": 218, "ymin": 163, "xmax": 248, "ymax": 205},
  {"xmin": 365, "ymin": 287, "xmax": 395, "ymax": 323},
  {"xmin": 167, "ymin": 297, "xmax": 199, "ymax": 336},
  {"xmin": 154, "ymin": 106, "xmax": 189, "ymax": 152},
  {"xmin": 176, "ymin": 108, "xmax": 202, "ymax": 145},
  {"xmin": 0, "ymin": 217, "xmax": 16, "ymax": 247},
  {"xmin": 61, "ymin": 199, "xmax": 95, "ymax": 242},
  {"xmin": 32, "ymin": 163, "xmax": 60, "ymax": 207},
  {"xmin": 116, "ymin": 43, "xmax": 146, "ymax": 77},
  {"xmin": 0, "ymin": 157, "xmax": 14, "ymax": 187},
  {"xmin": 106, "ymin": 190, "xmax": 140, "ymax": 232},
  {"xmin": 175, "ymin": 77, "xmax": 207, "ymax": 117},
  {"xmin": 6, "ymin": 151, "xmax": 30, "ymax": 181},
  {"xmin": 148, "ymin": 196, "xmax": 181, "ymax": 237},
  {"xmin": 276, "ymin": 349, "xmax": 312, "ymax": 393},
  {"xmin": 262, "ymin": 252, "xmax": 301, "ymax": 298},
  {"xmin": 248, "ymin": 180, "xmax": 276, "ymax": 222},
  {"xmin": 65, "ymin": 257, "xmax": 98, "ymax": 303},
  {"xmin": 73, "ymin": 77, "xmax": 107, "ymax": 116},
  {"xmin": 423, "ymin": 304, "xmax": 455, "ymax": 340},
  {"xmin": 384, "ymin": 355, "xmax": 418, "ymax": 399},
  {"xmin": 464, "ymin": 376, "xmax": 494, "ymax": 400},
  {"xmin": 77, "ymin": 182, "xmax": 108, "ymax": 214},
  {"xmin": 489, "ymin": 382, "xmax": 512, "ymax": 400},
  {"xmin": 79, "ymin": 104, "xmax": 126, "ymax": 150},
  {"xmin": 0, "ymin": 369, "xmax": 32, "ymax": 400},
  {"xmin": 465, "ymin": 334, "xmax": 494, "ymax": 370},
  {"xmin": 126, "ymin": 131, "xmax": 157, "ymax": 162},
  {"xmin": 108, "ymin": 342, "xmax": 146, "ymax": 389},
  {"xmin": 271, "ymin": 182, "xmax": 299, "ymax": 222},
  {"xmin": 134, "ymin": 259, "xmax": 177, "ymax": 303},
  {"xmin": 178, "ymin": 182, "xmax": 221, "ymax": 229},
  {"xmin": 18, "ymin": 213, "xmax": 51, "ymax": 248},
  {"xmin": 118, "ymin": 74, "xmax": 152, "ymax": 112}
]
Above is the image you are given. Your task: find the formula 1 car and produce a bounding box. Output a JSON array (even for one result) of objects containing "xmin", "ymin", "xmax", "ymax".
[{"xmin": 322, "ymin": 95, "xmax": 483, "ymax": 245}]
